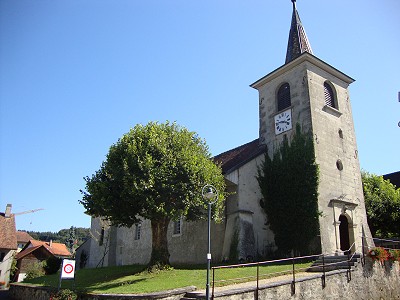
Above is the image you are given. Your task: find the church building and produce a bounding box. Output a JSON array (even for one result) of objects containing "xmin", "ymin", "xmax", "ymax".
[{"xmin": 83, "ymin": 0, "xmax": 373, "ymax": 268}]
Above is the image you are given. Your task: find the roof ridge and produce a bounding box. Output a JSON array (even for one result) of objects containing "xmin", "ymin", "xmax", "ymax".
[{"xmin": 214, "ymin": 138, "xmax": 259, "ymax": 159}]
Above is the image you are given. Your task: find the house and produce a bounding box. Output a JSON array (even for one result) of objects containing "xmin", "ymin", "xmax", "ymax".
[
  {"xmin": 0, "ymin": 204, "xmax": 17, "ymax": 287},
  {"xmin": 84, "ymin": 0, "xmax": 374, "ymax": 268},
  {"xmin": 16, "ymin": 231, "xmax": 33, "ymax": 252},
  {"xmin": 14, "ymin": 239, "xmax": 71, "ymax": 282}
]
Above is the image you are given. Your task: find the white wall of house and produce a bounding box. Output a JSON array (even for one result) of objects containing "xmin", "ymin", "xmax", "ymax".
[{"xmin": 0, "ymin": 249, "xmax": 16, "ymax": 285}]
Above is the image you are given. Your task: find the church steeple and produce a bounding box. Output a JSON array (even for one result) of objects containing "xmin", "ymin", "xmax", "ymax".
[{"xmin": 285, "ymin": 0, "xmax": 313, "ymax": 64}]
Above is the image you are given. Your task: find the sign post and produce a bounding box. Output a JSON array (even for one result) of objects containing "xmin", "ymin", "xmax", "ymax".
[{"xmin": 58, "ymin": 259, "xmax": 76, "ymax": 291}]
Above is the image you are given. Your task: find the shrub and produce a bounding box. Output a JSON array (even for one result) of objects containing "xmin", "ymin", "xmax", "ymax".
[
  {"xmin": 367, "ymin": 247, "xmax": 389, "ymax": 262},
  {"xmin": 388, "ymin": 249, "xmax": 400, "ymax": 262},
  {"xmin": 44, "ymin": 256, "xmax": 62, "ymax": 275},
  {"xmin": 50, "ymin": 289, "xmax": 77, "ymax": 300},
  {"xmin": 25, "ymin": 261, "xmax": 46, "ymax": 280}
]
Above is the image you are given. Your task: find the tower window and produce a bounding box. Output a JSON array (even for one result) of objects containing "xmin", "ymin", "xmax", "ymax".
[
  {"xmin": 134, "ymin": 223, "xmax": 141, "ymax": 240},
  {"xmin": 324, "ymin": 82, "xmax": 336, "ymax": 108},
  {"xmin": 173, "ymin": 218, "xmax": 182, "ymax": 235},
  {"xmin": 99, "ymin": 227, "xmax": 105, "ymax": 246},
  {"xmin": 277, "ymin": 83, "xmax": 291, "ymax": 111}
]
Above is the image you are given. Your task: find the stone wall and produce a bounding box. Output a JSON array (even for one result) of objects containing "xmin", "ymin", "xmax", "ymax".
[
  {"xmin": 9, "ymin": 260, "xmax": 400, "ymax": 300},
  {"xmin": 9, "ymin": 283, "xmax": 54, "ymax": 300},
  {"xmin": 8, "ymin": 284, "xmax": 195, "ymax": 300},
  {"xmin": 212, "ymin": 259, "xmax": 400, "ymax": 300}
]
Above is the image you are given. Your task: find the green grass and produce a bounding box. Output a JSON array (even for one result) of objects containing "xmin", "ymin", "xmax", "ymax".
[{"xmin": 22, "ymin": 262, "xmax": 312, "ymax": 294}]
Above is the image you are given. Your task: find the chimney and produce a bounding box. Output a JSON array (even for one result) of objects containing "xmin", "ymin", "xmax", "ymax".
[
  {"xmin": 49, "ymin": 240, "xmax": 53, "ymax": 248},
  {"xmin": 5, "ymin": 204, "xmax": 12, "ymax": 218}
]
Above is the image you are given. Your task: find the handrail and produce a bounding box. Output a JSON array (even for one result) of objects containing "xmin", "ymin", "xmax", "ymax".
[
  {"xmin": 211, "ymin": 242, "xmax": 359, "ymax": 298},
  {"xmin": 362, "ymin": 235, "xmax": 400, "ymax": 245}
]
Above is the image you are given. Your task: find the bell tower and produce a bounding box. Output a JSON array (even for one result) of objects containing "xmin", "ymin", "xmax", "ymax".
[{"xmin": 251, "ymin": 0, "xmax": 373, "ymax": 254}]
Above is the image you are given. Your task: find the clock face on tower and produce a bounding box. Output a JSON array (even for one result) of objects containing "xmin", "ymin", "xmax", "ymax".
[{"xmin": 274, "ymin": 109, "xmax": 292, "ymax": 135}]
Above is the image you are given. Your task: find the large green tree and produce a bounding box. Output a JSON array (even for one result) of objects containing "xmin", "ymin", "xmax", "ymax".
[
  {"xmin": 257, "ymin": 124, "xmax": 320, "ymax": 256},
  {"xmin": 362, "ymin": 171, "xmax": 400, "ymax": 238},
  {"xmin": 80, "ymin": 121, "xmax": 225, "ymax": 266}
]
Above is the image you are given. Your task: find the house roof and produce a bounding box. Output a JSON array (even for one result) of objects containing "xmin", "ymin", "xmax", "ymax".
[
  {"xmin": 0, "ymin": 212, "xmax": 17, "ymax": 250},
  {"xmin": 19, "ymin": 240, "xmax": 71, "ymax": 258},
  {"xmin": 16, "ymin": 231, "xmax": 34, "ymax": 243},
  {"xmin": 383, "ymin": 171, "xmax": 400, "ymax": 188},
  {"xmin": 214, "ymin": 138, "xmax": 265, "ymax": 174},
  {"xmin": 15, "ymin": 245, "xmax": 51, "ymax": 260}
]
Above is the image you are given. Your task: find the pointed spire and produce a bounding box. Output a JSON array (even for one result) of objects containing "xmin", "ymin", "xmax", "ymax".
[{"xmin": 285, "ymin": 0, "xmax": 313, "ymax": 64}]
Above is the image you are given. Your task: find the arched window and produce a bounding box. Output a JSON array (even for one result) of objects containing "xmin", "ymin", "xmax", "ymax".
[
  {"xmin": 324, "ymin": 82, "xmax": 336, "ymax": 108},
  {"xmin": 277, "ymin": 83, "xmax": 291, "ymax": 111}
]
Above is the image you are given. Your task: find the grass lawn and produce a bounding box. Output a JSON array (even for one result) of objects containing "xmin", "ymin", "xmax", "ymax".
[{"xmin": 22, "ymin": 262, "xmax": 312, "ymax": 294}]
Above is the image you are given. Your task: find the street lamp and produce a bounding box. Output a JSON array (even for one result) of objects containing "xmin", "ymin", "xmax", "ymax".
[{"xmin": 202, "ymin": 184, "xmax": 218, "ymax": 300}]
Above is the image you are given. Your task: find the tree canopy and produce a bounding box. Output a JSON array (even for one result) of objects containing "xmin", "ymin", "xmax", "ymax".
[
  {"xmin": 362, "ymin": 171, "xmax": 400, "ymax": 238},
  {"xmin": 80, "ymin": 121, "xmax": 225, "ymax": 266},
  {"xmin": 257, "ymin": 124, "xmax": 320, "ymax": 256}
]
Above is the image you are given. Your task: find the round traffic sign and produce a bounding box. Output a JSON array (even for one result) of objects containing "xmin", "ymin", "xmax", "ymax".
[{"xmin": 63, "ymin": 263, "xmax": 74, "ymax": 274}]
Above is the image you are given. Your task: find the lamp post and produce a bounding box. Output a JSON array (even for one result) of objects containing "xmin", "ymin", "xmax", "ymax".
[{"xmin": 202, "ymin": 184, "xmax": 218, "ymax": 300}]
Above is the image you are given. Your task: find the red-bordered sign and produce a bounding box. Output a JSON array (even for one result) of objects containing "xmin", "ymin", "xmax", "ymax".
[
  {"xmin": 61, "ymin": 259, "xmax": 75, "ymax": 279},
  {"xmin": 64, "ymin": 263, "xmax": 74, "ymax": 274}
]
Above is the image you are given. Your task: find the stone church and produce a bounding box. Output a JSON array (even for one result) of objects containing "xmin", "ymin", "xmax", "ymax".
[{"xmin": 83, "ymin": 0, "xmax": 373, "ymax": 268}]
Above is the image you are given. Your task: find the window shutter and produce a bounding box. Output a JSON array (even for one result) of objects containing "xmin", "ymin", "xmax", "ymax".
[
  {"xmin": 278, "ymin": 83, "xmax": 291, "ymax": 111},
  {"xmin": 324, "ymin": 82, "xmax": 335, "ymax": 108}
]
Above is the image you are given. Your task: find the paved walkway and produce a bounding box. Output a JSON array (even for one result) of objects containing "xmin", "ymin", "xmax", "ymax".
[{"xmin": 197, "ymin": 272, "xmax": 314, "ymax": 294}]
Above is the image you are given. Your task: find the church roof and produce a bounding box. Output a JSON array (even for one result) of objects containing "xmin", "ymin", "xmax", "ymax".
[
  {"xmin": 285, "ymin": 0, "xmax": 313, "ymax": 64},
  {"xmin": 214, "ymin": 138, "xmax": 265, "ymax": 174},
  {"xmin": 383, "ymin": 171, "xmax": 400, "ymax": 188},
  {"xmin": 250, "ymin": 52, "xmax": 354, "ymax": 90}
]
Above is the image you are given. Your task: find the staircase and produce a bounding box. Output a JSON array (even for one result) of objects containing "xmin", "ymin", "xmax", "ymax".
[{"xmin": 307, "ymin": 253, "xmax": 361, "ymax": 272}]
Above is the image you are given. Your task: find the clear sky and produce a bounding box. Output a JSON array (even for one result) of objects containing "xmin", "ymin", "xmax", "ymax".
[{"xmin": 1, "ymin": 0, "xmax": 399, "ymax": 233}]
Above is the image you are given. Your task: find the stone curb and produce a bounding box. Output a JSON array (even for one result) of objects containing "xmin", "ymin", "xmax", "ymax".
[{"xmin": 82, "ymin": 286, "xmax": 197, "ymax": 299}]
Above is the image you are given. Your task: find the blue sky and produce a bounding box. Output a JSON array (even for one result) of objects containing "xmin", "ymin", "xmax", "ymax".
[{"xmin": 1, "ymin": 0, "xmax": 399, "ymax": 233}]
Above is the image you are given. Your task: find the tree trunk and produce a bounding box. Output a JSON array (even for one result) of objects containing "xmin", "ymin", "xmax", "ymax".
[{"xmin": 150, "ymin": 217, "xmax": 170, "ymax": 267}]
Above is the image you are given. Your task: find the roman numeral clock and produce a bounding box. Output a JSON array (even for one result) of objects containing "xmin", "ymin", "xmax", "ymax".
[{"xmin": 274, "ymin": 109, "xmax": 292, "ymax": 135}]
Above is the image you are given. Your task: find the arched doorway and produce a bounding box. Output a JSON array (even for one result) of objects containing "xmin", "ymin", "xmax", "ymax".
[{"xmin": 339, "ymin": 215, "xmax": 350, "ymax": 253}]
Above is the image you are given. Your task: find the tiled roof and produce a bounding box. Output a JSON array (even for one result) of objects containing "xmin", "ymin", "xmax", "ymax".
[
  {"xmin": 15, "ymin": 245, "xmax": 47, "ymax": 260},
  {"xmin": 16, "ymin": 231, "xmax": 34, "ymax": 243},
  {"xmin": 214, "ymin": 138, "xmax": 265, "ymax": 174},
  {"xmin": 0, "ymin": 213, "xmax": 17, "ymax": 250},
  {"xmin": 383, "ymin": 171, "xmax": 400, "ymax": 188},
  {"xmin": 24, "ymin": 240, "xmax": 71, "ymax": 257}
]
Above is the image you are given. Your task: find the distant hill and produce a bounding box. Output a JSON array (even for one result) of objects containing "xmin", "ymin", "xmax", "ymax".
[{"xmin": 21, "ymin": 226, "xmax": 90, "ymax": 249}]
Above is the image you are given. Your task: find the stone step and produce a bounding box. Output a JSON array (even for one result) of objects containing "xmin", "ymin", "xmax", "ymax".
[
  {"xmin": 307, "ymin": 254, "xmax": 360, "ymax": 272},
  {"xmin": 181, "ymin": 291, "xmax": 204, "ymax": 300}
]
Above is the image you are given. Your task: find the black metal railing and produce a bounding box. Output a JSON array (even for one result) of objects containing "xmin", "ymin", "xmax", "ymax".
[{"xmin": 210, "ymin": 242, "xmax": 358, "ymax": 299}]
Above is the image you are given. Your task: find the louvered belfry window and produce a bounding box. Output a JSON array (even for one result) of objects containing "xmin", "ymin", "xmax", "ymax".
[
  {"xmin": 277, "ymin": 83, "xmax": 291, "ymax": 111},
  {"xmin": 324, "ymin": 82, "xmax": 336, "ymax": 108}
]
